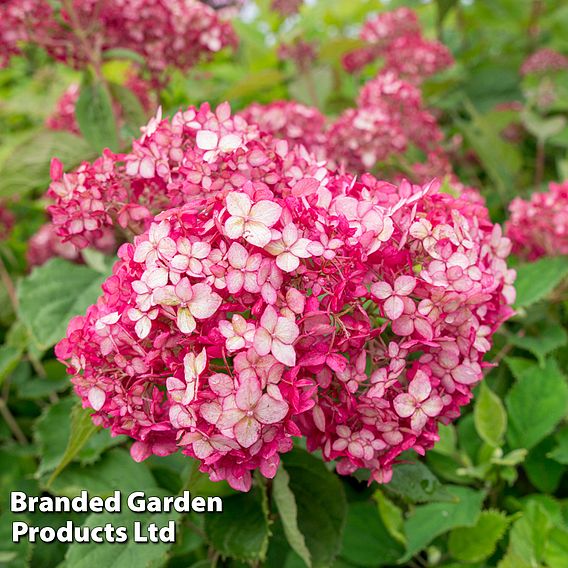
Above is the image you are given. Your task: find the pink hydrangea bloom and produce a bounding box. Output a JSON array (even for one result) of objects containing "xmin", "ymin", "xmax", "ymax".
[
  {"xmin": 238, "ymin": 101, "xmax": 327, "ymax": 157},
  {"xmin": 506, "ymin": 180, "xmax": 568, "ymax": 259},
  {"xmin": 55, "ymin": 119, "xmax": 515, "ymax": 491},
  {"xmin": 521, "ymin": 48, "xmax": 568, "ymax": 76},
  {"xmin": 343, "ymin": 7, "xmax": 453, "ymax": 83},
  {"xmin": 0, "ymin": 0, "xmax": 237, "ymax": 85}
]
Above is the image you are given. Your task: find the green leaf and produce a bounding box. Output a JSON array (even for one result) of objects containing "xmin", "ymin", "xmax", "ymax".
[
  {"xmin": 35, "ymin": 395, "xmax": 125, "ymax": 479},
  {"xmin": 102, "ymin": 47, "xmax": 147, "ymax": 65},
  {"xmin": 17, "ymin": 258, "xmax": 109, "ymax": 349},
  {"xmin": 205, "ymin": 489, "xmax": 270, "ymax": 562},
  {"xmin": 514, "ymin": 256, "xmax": 568, "ymax": 308},
  {"xmin": 282, "ymin": 448, "xmax": 347, "ymax": 568},
  {"xmin": 524, "ymin": 438, "xmax": 565, "ymax": 493},
  {"xmin": 401, "ymin": 486, "xmax": 485, "ymax": 561},
  {"xmin": 49, "ymin": 448, "xmax": 156, "ymax": 498},
  {"xmin": 289, "ymin": 67, "xmax": 333, "ymax": 109},
  {"xmin": 224, "ymin": 69, "xmax": 286, "ymax": 100},
  {"xmin": 0, "ymin": 344, "xmax": 22, "ymax": 387},
  {"xmin": 109, "ymin": 82, "xmax": 148, "ymax": 138},
  {"xmin": 385, "ymin": 461, "xmax": 454, "ymax": 503},
  {"xmin": 340, "ymin": 502, "xmax": 405, "ymax": 567},
  {"xmin": 506, "ymin": 358, "xmax": 568, "ymax": 450},
  {"xmin": 62, "ymin": 487, "xmax": 178, "ymax": 568},
  {"xmin": 448, "ymin": 510, "xmax": 511, "ymax": 563},
  {"xmin": 502, "ymin": 502, "xmax": 553, "ymax": 567},
  {"xmin": 75, "ymin": 77, "xmax": 119, "ymax": 153},
  {"xmin": 548, "ymin": 426, "xmax": 568, "ymax": 464},
  {"xmin": 0, "ymin": 130, "xmax": 95, "ymax": 198},
  {"xmin": 374, "ymin": 490, "xmax": 406, "ymax": 546},
  {"xmin": 509, "ymin": 322, "xmax": 568, "ymax": 366},
  {"xmin": 474, "ymin": 382, "xmax": 507, "ymax": 447},
  {"xmin": 273, "ymin": 466, "xmax": 312, "ymax": 567}
]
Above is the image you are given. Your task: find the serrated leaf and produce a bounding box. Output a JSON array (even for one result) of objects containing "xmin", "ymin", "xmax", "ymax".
[
  {"xmin": 514, "ymin": 256, "xmax": 568, "ymax": 308},
  {"xmin": 401, "ymin": 486, "xmax": 485, "ymax": 561},
  {"xmin": 385, "ymin": 461, "xmax": 453, "ymax": 503},
  {"xmin": 272, "ymin": 466, "xmax": 312, "ymax": 567},
  {"xmin": 448, "ymin": 510, "xmax": 511, "ymax": 563},
  {"xmin": 374, "ymin": 490, "xmax": 406, "ymax": 546},
  {"xmin": 17, "ymin": 258, "xmax": 109, "ymax": 349},
  {"xmin": 40, "ymin": 399, "xmax": 98, "ymax": 484},
  {"xmin": 76, "ymin": 78, "xmax": 119, "ymax": 153},
  {"xmin": 474, "ymin": 382, "xmax": 507, "ymax": 447},
  {"xmin": 205, "ymin": 489, "xmax": 269, "ymax": 562},
  {"xmin": 0, "ymin": 130, "xmax": 95, "ymax": 198},
  {"xmin": 506, "ymin": 358, "xmax": 568, "ymax": 450},
  {"xmin": 282, "ymin": 448, "xmax": 347, "ymax": 568},
  {"xmin": 62, "ymin": 487, "xmax": 178, "ymax": 568},
  {"xmin": 340, "ymin": 502, "xmax": 405, "ymax": 567}
]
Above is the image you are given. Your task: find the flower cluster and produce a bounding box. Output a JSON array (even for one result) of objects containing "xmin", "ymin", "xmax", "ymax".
[
  {"xmin": 46, "ymin": 74, "xmax": 154, "ymax": 135},
  {"xmin": 506, "ymin": 181, "xmax": 568, "ymax": 259},
  {"xmin": 238, "ymin": 101, "xmax": 327, "ymax": 158},
  {"xmin": 46, "ymin": 101, "xmax": 328, "ymax": 250},
  {"xmin": 521, "ymin": 48, "xmax": 568, "ymax": 76},
  {"xmin": 326, "ymin": 71, "xmax": 449, "ymax": 179},
  {"xmin": 27, "ymin": 223, "xmax": 116, "ymax": 267},
  {"xmin": 343, "ymin": 8, "xmax": 453, "ymax": 83},
  {"xmin": 55, "ymin": 103, "xmax": 515, "ymax": 491},
  {"xmin": 0, "ymin": 0, "xmax": 237, "ymax": 84}
]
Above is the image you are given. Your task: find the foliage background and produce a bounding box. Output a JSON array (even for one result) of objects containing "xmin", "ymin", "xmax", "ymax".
[{"xmin": 1, "ymin": 1, "xmax": 568, "ymax": 567}]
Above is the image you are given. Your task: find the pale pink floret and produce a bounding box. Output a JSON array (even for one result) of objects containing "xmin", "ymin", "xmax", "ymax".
[
  {"xmin": 134, "ymin": 221, "xmax": 177, "ymax": 266},
  {"xmin": 154, "ymin": 278, "xmax": 222, "ymax": 334},
  {"xmin": 215, "ymin": 374, "xmax": 289, "ymax": 448},
  {"xmin": 224, "ymin": 191, "xmax": 282, "ymax": 247},
  {"xmin": 254, "ymin": 306, "xmax": 299, "ymax": 366},
  {"xmin": 219, "ymin": 314, "xmax": 256, "ymax": 352},
  {"xmin": 393, "ymin": 371, "xmax": 443, "ymax": 431},
  {"xmin": 265, "ymin": 223, "xmax": 313, "ymax": 272},
  {"xmin": 371, "ymin": 275, "xmax": 416, "ymax": 320}
]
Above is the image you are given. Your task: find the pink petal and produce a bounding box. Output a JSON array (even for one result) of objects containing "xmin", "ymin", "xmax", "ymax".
[
  {"xmin": 384, "ymin": 295, "xmax": 405, "ymax": 320},
  {"xmin": 394, "ymin": 275, "xmax": 417, "ymax": 296},
  {"xmin": 260, "ymin": 306, "xmax": 278, "ymax": 332},
  {"xmin": 371, "ymin": 281, "xmax": 394, "ymax": 300},
  {"xmin": 255, "ymin": 394, "xmax": 289, "ymax": 424},
  {"xmin": 224, "ymin": 216, "xmax": 245, "ymax": 239},
  {"xmin": 274, "ymin": 317, "xmax": 299, "ymax": 344},
  {"xmin": 393, "ymin": 393, "xmax": 416, "ymax": 418},
  {"xmin": 226, "ymin": 192, "xmax": 251, "ymax": 217},
  {"xmin": 189, "ymin": 283, "xmax": 222, "ymax": 319},
  {"xmin": 422, "ymin": 396, "xmax": 443, "ymax": 417},
  {"xmin": 236, "ymin": 374, "xmax": 262, "ymax": 410},
  {"xmin": 243, "ymin": 221, "xmax": 272, "ymax": 247},
  {"xmin": 177, "ymin": 307, "xmax": 196, "ymax": 334},
  {"xmin": 88, "ymin": 387, "xmax": 105, "ymax": 411},
  {"xmin": 254, "ymin": 327, "xmax": 272, "ymax": 356},
  {"xmin": 226, "ymin": 270, "xmax": 245, "ymax": 294},
  {"xmin": 135, "ymin": 317, "xmax": 151, "ymax": 339},
  {"xmin": 453, "ymin": 364, "xmax": 480, "ymax": 385},
  {"xmin": 250, "ymin": 200, "xmax": 282, "ymax": 227},
  {"xmin": 234, "ymin": 417, "xmax": 261, "ymax": 448},
  {"xmin": 408, "ymin": 372, "xmax": 432, "ymax": 401},
  {"xmin": 411, "ymin": 410, "xmax": 428, "ymax": 431},
  {"xmin": 228, "ymin": 242, "xmax": 248, "ymax": 269},
  {"xmin": 276, "ymin": 251, "xmax": 300, "ymax": 273},
  {"xmin": 196, "ymin": 130, "xmax": 219, "ymax": 150},
  {"xmin": 271, "ymin": 339, "xmax": 297, "ymax": 367}
]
